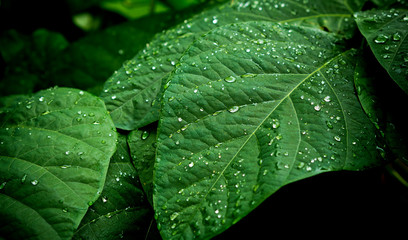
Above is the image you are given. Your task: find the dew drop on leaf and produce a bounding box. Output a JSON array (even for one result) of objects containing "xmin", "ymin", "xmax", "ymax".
[
  {"xmin": 224, "ymin": 76, "xmax": 236, "ymax": 83},
  {"xmin": 170, "ymin": 212, "xmax": 179, "ymax": 221},
  {"xmin": 374, "ymin": 34, "xmax": 388, "ymax": 44},
  {"xmin": 392, "ymin": 32, "xmax": 401, "ymax": 41},
  {"xmin": 31, "ymin": 180, "xmax": 39, "ymax": 186},
  {"xmin": 228, "ymin": 106, "xmax": 240, "ymax": 113},
  {"xmin": 141, "ymin": 131, "xmax": 150, "ymax": 140},
  {"xmin": 21, "ymin": 174, "xmax": 27, "ymax": 183}
]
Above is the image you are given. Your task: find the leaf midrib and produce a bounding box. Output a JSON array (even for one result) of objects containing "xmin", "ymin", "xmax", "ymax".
[{"xmin": 197, "ymin": 49, "xmax": 353, "ymax": 220}]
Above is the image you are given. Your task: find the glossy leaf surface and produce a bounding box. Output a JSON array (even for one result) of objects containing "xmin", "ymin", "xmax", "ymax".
[
  {"xmin": 0, "ymin": 88, "xmax": 117, "ymax": 239},
  {"xmin": 101, "ymin": 0, "xmax": 365, "ymax": 130},
  {"xmin": 154, "ymin": 21, "xmax": 379, "ymax": 239}
]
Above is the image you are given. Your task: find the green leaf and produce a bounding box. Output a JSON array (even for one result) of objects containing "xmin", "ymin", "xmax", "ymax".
[
  {"xmin": 354, "ymin": 45, "xmax": 408, "ymax": 162},
  {"xmin": 0, "ymin": 87, "xmax": 117, "ymax": 240},
  {"xmin": 355, "ymin": 9, "xmax": 408, "ymax": 94},
  {"xmin": 101, "ymin": 0, "xmax": 365, "ymax": 130},
  {"xmin": 73, "ymin": 133, "xmax": 152, "ymax": 240},
  {"xmin": 154, "ymin": 22, "xmax": 379, "ymax": 239},
  {"xmin": 128, "ymin": 127, "xmax": 157, "ymax": 205},
  {"xmin": 47, "ymin": 13, "xmax": 176, "ymax": 96},
  {"xmin": 0, "ymin": 29, "xmax": 69, "ymax": 95}
]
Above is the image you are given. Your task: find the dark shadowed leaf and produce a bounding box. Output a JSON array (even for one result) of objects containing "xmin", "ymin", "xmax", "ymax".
[
  {"xmin": 0, "ymin": 87, "xmax": 117, "ymax": 240},
  {"xmin": 73, "ymin": 133, "xmax": 152, "ymax": 240},
  {"xmin": 154, "ymin": 21, "xmax": 379, "ymax": 239},
  {"xmin": 355, "ymin": 9, "xmax": 408, "ymax": 94},
  {"xmin": 128, "ymin": 127, "xmax": 157, "ymax": 204}
]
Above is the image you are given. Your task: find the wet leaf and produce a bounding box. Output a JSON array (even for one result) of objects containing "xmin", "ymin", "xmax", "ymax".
[
  {"xmin": 0, "ymin": 87, "xmax": 117, "ymax": 239},
  {"xmin": 355, "ymin": 9, "xmax": 408, "ymax": 94},
  {"xmin": 73, "ymin": 134, "xmax": 152, "ymax": 240},
  {"xmin": 154, "ymin": 21, "xmax": 379, "ymax": 239},
  {"xmin": 101, "ymin": 0, "xmax": 366, "ymax": 130}
]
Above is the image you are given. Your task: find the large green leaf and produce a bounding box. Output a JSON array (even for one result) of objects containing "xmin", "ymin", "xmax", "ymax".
[
  {"xmin": 154, "ymin": 21, "xmax": 379, "ymax": 239},
  {"xmin": 101, "ymin": 0, "xmax": 365, "ymax": 130},
  {"xmin": 73, "ymin": 133, "xmax": 152, "ymax": 240},
  {"xmin": 0, "ymin": 87, "xmax": 117, "ymax": 239},
  {"xmin": 354, "ymin": 9, "xmax": 408, "ymax": 94}
]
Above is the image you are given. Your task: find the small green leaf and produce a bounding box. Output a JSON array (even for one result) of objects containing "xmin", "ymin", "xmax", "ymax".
[
  {"xmin": 355, "ymin": 9, "xmax": 408, "ymax": 94},
  {"xmin": 0, "ymin": 87, "xmax": 117, "ymax": 239},
  {"xmin": 73, "ymin": 134, "xmax": 152, "ymax": 240},
  {"xmin": 154, "ymin": 21, "xmax": 379, "ymax": 239},
  {"xmin": 101, "ymin": 0, "xmax": 364, "ymax": 130},
  {"xmin": 128, "ymin": 127, "xmax": 157, "ymax": 205}
]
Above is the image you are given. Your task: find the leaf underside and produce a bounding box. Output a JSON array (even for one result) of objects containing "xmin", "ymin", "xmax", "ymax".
[
  {"xmin": 154, "ymin": 21, "xmax": 379, "ymax": 240},
  {"xmin": 0, "ymin": 88, "xmax": 117, "ymax": 240},
  {"xmin": 101, "ymin": 0, "xmax": 364, "ymax": 130}
]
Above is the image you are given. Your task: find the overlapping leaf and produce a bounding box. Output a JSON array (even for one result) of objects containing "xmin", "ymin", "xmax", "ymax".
[
  {"xmin": 154, "ymin": 21, "xmax": 379, "ymax": 239},
  {"xmin": 128, "ymin": 128, "xmax": 157, "ymax": 204},
  {"xmin": 0, "ymin": 88, "xmax": 117, "ymax": 239},
  {"xmin": 101, "ymin": 0, "xmax": 365, "ymax": 130},
  {"xmin": 74, "ymin": 134, "xmax": 151, "ymax": 240},
  {"xmin": 355, "ymin": 9, "xmax": 408, "ymax": 94}
]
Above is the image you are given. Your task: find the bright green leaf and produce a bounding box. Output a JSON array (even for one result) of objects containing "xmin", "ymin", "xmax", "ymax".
[
  {"xmin": 101, "ymin": 0, "xmax": 365, "ymax": 130},
  {"xmin": 0, "ymin": 87, "xmax": 117, "ymax": 240},
  {"xmin": 154, "ymin": 21, "xmax": 379, "ymax": 239},
  {"xmin": 355, "ymin": 9, "xmax": 408, "ymax": 94},
  {"xmin": 73, "ymin": 133, "xmax": 152, "ymax": 240}
]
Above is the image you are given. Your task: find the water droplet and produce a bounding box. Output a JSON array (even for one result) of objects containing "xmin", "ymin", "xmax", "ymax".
[
  {"xmin": 241, "ymin": 73, "xmax": 257, "ymax": 78},
  {"xmin": 253, "ymin": 184, "xmax": 260, "ymax": 192},
  {"xmin": 326, "ymin": 120, "xmax": 333, "ymax": 129},
  {"xmin": 111, "ymin": 95, "xmax": 117, "ymax": 100},
  {"xmin": 314, "ymin": 105, "xmax": 321, "ymax": 111},
  {"xmin": 141, "ymin": 131, "xmax": 149, "ymax": 140},
  {"xmin": 178, "ymin": 117, "xmax": 183, "ymax": 122},
  {"xmin": 170, "ymin": 212, "xmax": 180, "ymax": 221},
  {"xmin": 0, "ymin": 182, "xmax": 6, "ymax": 190},
  {"xmin": 188, "ymin": 162, "xmax": 194, "ymax": 167},
  {"xmin": 374, "ymin": 34, "xmax": 388, "ymax": 44},
  {"xmin": 61, "ymin": 165, "xmax": 71, "ymax": 169},
  {"xmin": 21, "ymin": 174, "xmax": 27, "ymax": 183},
  {"xmin": 38, "ymin": 96, "xmax": 45, "ymax": 102},
  {"xmin": 392, "ymin": 32, "xmax": 401, "ymax": 41},
  {"xmin": 272, "ymin": 119, "xmax": 280, "ymax": 129},
  {"xmin": 79, "ymin": 91, "xmax": 84, "ymax": 96},
  {"xmin": 228, "ymin": 106, "xmax": 240, "ymax": 113},
  {"xmin": 65, "ymin": 151, "xmax": 70, "ymax": 155},
  {"xmin": 324, "ymin": 96, "xmax": 331, "ymax": 102},
  {"xmin": 31, "ymin": 180, "xmax": 39, "ymax": 186},
  {"xmin": 334, "ymin": 136, "xmax": 341, "ymax": 142},
  {"xmin": 224, "ymin": 76, "xmax": 236, "ymax": 83},
  {"xmin": 102, "ymin": 196, "xmax": 108, "ymax": 203}
]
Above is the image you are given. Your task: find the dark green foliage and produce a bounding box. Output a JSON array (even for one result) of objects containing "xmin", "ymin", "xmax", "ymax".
[{"xmin": 0, "ymin": 0, "xmax": 407, "ymax": 239}]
